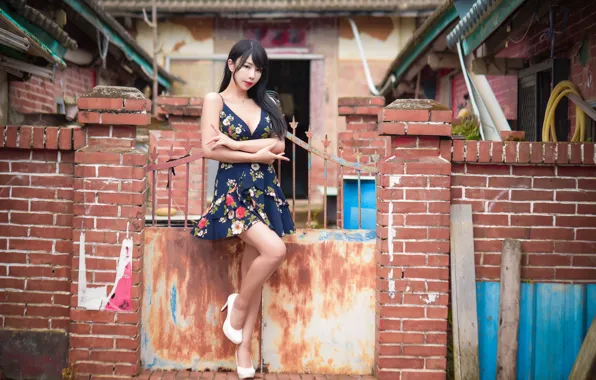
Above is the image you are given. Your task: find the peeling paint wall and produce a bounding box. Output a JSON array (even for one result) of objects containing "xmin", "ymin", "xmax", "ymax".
[
  {"xmin": 338, "ymin": 16, "xmax": 416, "ymax": 98},
  {"xmin": 135, "ymin": 18, "xmax": 215, "ymax": 96}
]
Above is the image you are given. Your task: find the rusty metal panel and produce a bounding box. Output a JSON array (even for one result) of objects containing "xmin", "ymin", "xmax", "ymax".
[
  {"xmin": 262, "ymin": 229, "xmax": 376, "ymax": 375},
  {"xmin": 142, "ymin": 228, "xmax": 261, "ymax": 371}
]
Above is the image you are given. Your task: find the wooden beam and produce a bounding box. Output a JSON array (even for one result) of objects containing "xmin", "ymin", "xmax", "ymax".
[
  {"xmin": 568, "ymin": 93, "xmax": 596, "ymax": 124},
  {"xmin": 471, "ymin": 58, "xmax": 526, "ymax": 75},
  {"xmin": 569, "ymin": 317, "xmax": 596, "ymax": 380},
  {"xmin": 427, "ymin": 52, "xmax": 460, "ymax": 70},
  {"xmin": 496, "ymin": 239, "xmax": 522, "ymax": 380},
  {"xmin": 404, "ymin": 59, "xmax": 427, "ymax": 82},
  {"xmin": 450, "ymin": 204, "xmax": 480, "ymax": 380}
]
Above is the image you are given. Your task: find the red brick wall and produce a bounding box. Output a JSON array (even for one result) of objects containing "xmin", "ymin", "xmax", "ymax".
[
  {"xmin": 449, "ymin": 74, "xmax": 518, "ymax": 121},
  {"xmin": 487, "ymin": 75, "xmax": 518, "ymax": 120},
  {"xmin": 151, "ymin": 97, "xmax": 204, "ymax": 217},
  {"xmin": 10, "ymin": 68, "xmax": 95, "ymax": 114},
  {"xmin": 0, "ymin": 125, "xmax": 84, "ymax": 331},
  {"xmin": 337, "ymin": 97, "xmax": 388, "ymax": 228},
  {"xmin": 450, "ymin": 140, "xmax": 596, "ymax": 282}
]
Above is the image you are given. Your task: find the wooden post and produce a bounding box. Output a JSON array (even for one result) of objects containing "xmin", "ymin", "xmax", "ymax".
[
  {"xmin": 450, "ymin": 204, "xmax": 480, "ymax": 380},
  {"xmin": 569, "ymin": 317, "xmax": 596, "ymax": 380},
  {"xmin": 143, "ymin": 0, "xmax": 160, "ymax": 117},
  {"xmin": 496, "ymin": 238, "xmax": 522, "ymax": 380}
]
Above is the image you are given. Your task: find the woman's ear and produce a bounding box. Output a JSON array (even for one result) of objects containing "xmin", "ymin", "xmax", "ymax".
[{"xmin": 227, "ymin": 59, "xmax": 235, "ymax": 73}]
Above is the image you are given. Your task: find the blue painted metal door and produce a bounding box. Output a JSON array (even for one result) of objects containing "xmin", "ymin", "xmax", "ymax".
[
  {"xmin": 343, "ymin": 178, "xmax": 376, "ymax": 230},
  {"xmin": 476, "ymin": 282, "xmax": 596, "ymax": 380}
]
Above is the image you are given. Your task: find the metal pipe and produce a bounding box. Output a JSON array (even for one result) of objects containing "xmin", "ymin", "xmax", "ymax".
[{"xmin": 347, "ymin": 17, "xmax": 395, "ymax": 96}]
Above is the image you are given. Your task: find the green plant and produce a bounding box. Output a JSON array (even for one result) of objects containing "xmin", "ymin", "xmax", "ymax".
[{"xmin": 452, "ymin": 115, "xmax": 481, "ymax": 140}]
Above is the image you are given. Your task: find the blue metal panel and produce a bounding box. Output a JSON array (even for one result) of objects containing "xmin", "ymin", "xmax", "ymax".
[
  {"xmin": 476, "ymin": 282, "xmax": 499, "ymax": 380},
  {"xmin": 343, "ymin": 178, "xmax": 376, "ymax": 230},
  {"xmin": 476, "ymin": 282, "xmax": 596, "ymax": 380}
]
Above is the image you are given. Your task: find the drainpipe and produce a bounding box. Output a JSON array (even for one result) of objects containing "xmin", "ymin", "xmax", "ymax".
[
  {"xmin": 456, "ymin": 40, "xmax": 485, "ymax": 140},
  {"xmin": 347, "ymin": 17, "xmax": 395, "ymax": 96}
]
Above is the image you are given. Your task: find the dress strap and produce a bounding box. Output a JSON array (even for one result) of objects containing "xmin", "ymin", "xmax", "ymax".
[{"xmin": 217, "ymin": 93, "xmax": 225, "ymax": 105}]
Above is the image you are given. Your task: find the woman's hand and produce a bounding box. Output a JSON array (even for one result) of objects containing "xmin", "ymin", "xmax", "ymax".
[
  {"xmin": 206, "ymin": 124, "xmax": 240, "ymax": 151},
  {"xmin": 253, "ymin": 143, "xmax": 289, "ymax": 164}
]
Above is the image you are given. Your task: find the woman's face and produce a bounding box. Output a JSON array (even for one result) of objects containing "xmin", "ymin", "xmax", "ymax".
[{"xmin": 230, "ymin": 55, "xmax": 262, "ymax": 91}]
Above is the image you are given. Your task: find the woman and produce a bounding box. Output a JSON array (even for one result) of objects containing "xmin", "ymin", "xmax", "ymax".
[{"xmin": 190, "ymin": 39, "xmax": 295, "ymax": 378}]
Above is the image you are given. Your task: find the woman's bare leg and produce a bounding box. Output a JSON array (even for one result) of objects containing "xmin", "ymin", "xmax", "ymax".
[
  {"xmin": 229, "ymin": 222, "xmax": 286, "ymax": 332},
  {"xmin": 236, "ymin": 242, "xmax": 261, "ymax": 367}
]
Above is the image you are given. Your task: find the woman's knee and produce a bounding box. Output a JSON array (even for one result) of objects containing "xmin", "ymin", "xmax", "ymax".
[{"xmin": 265, "ymin": 240, "xmax": 286, "ymax": 263}]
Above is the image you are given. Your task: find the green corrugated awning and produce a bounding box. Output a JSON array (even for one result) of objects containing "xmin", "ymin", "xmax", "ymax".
[
  {"xmin": 63, "ymin": 0, "xmax": 173, "ymax": 89},
  {"xmin": 0, "ymin": 4, "xmax": 67, "ymax": 68}
]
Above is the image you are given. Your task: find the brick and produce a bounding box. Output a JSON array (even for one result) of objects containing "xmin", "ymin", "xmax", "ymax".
[
  {"xmin": 98, "ymin": 166, "xmax": 145, "ymax": 180},
  {"xmin": 584, "ymin": 143, "xmax": 595, "ymax": 165},
  {"xmin": 6, "ymin": 126, "xmax": 18, "ymax": 148},
  {"xmin": 528, "ymin": 254, "xmax": 571, "ymax": 266},
  {"xmin": 530, "ymin": 142, "xmax": 543, "ymax": 163},
  {"xmin": 406, "ymin": 123, "xmax": 451, "ymax": 136},
  {"xmin": 489, "ymin": 177, "xmax": 531, "ymax": 188},
  {"xmin": 473, "ymin": 214, "xmax": 509, "ymax": 226},
  {"xmin": 4, "ymin": 317, "xmax": 48, "ymax": 329},
  {"xmin": 554, "ymin": 241, "xmax": 596, "ymax": 254},
  {"xmin": 522, "ymin": 267, "xmax": 555, "ymax": 280},
  {"xmin": 511, "ymin": 190, "xmax": 553, "ymax": 201},
  {"xmin": 403, "ymin": 345, "xmax": 447, "ymax": 357},
  {"xmin": 557, "ymin": 268, "xmax": 596, "ymax": 281},
  {"xmin": 578, "ymin": 179, "xmax": 596, "ymax": 190},
  {"xmin": 519, "ymin": 143, "xmax": 530, "ymax": 163},
  {"xmin": 557, "ymin": 216, "xmax": 596, "ymax": 228},
  {"xmin": 430, "ymin": 110, "xmax": 452, "ymax": 122},
  {"xmin": 59, "ymin": 128, "xmax": 73, "ymax": 150},
  {"xmin": 511, "ymin": 215, "xmax": 553, "ymax": 226},
  {"xmin": 101, "ymin": 112, "xmax": 150, "ymax": 126},
  {"xmin": 556, "ymin": 143, "xmax": 569, "ymax": 164},
  {"xmin": 557, "ymin": 190, "xmax": 596, "ymax": 202},
  {"xmin": 403, "ymin": 319, "xmax": 447, "ymax": 332},
  {"xmin": 570, "ymin": 143, "xmax": 582, "ymax": 164},
  {"xmin": 491, "ymin": 142, "xmax": 504, "ymax": 163},
  {"xmin": 45, "ymin": 127, "xmax": 59, "ymax": 149},
  {"xmin": 533, "ymin": 178, "xmax": 576, "ymax": 189},
  {"xmin": 466, "ymin": 164, "xmax": 510, "ymax": 175},
  {"xmin": 529, "ymin": 228, "xmax": 574, "ymax": 240},
  {"xmin": 544, "ymin": 143, "xmax": 555, "ymax": 163},
  {"xmin": 558, "ymin": 166, "xmax": 596, "ymax": 177},
  {"xmin": 70, "ymin": 309, "xmax": 116, "ymax": 324},
  {"xmin": 504, "ymin": 142, "xmax": 517, "ymax": 163},
  {"xmin": 406, "ymin": 162, "xmax": 450, "ymax": 175},
  {"xmin": 379, "ymin": 122, "xmax": 405, "ymax": 135},
  {"xmin": 380, "ymin": 109, "xmax": 429, "ymax": 122},
  {"xmin": 124, "ymin": 98, "xmax": 151, "ymax": 111},
  {"xmin": 12, "ymin": 187, "xmax": 56, "ymax": 199},
  {"xmin": 79, "ymin": 97, "xmax": 123, "ymax": 110},
  {"xmin": 378, "ymin": 357, "xmax": 425, "ymax": 369},
  {"xmin": 10, "ymin": 212, "xmax": 54, "ymax": 226},
  {"xmin": 474, "ymin": 227, "xmax": 530, "ymax": 239},
  {"xmin": 534, "ymin": 202, "xmax": 575, "ymax": 214},
  {"xmin": 18, "ymin": 126, "xmax": 32, "ymax": 149},
  {"xmin": 12, "ymin": 162, "xmax": 56, "ymax": 174}
]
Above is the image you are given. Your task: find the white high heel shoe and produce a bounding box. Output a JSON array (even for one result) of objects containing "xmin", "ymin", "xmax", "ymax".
[
  {"xmin": 236, "ymin": 350, "xmax": 256, "ymax": 379},
  {"xmin": 221, "ymin": 293, "xmax": 243, "ymax": 345}
]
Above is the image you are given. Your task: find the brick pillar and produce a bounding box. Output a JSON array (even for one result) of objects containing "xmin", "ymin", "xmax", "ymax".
[
  {"xmin": 337, "ymin": 97, "xmax": 388, "ymax": 228},
  {"xmin": 70, "ymin": 86, "xmax": 150, "ymax": 378},
  {"xmin": 375, "ymin": 99, "xmax": 453, "ymax": 380}
]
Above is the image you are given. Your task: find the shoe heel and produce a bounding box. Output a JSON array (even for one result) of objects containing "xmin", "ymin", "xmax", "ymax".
[{"xmin": 220, "ymin": 300, "xmax": 229, "ymax": 312}]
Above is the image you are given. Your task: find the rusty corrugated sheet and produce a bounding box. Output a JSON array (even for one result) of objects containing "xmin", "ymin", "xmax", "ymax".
[
  {"xmin": 142, "ymin": 228, "xmax": 260, "ymax": 371},
  {"xmin": 142, "ymin": 228, "xmax": 376, "ymax": 374},
  {"xmin": 262, "ymin": 230, "xmax": 376, "ymax": 375}
]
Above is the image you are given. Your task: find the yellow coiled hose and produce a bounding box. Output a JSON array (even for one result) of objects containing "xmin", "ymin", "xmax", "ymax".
[{"xmin": 541, "ymin": 80, "xmax": 586, "ymax": 142}]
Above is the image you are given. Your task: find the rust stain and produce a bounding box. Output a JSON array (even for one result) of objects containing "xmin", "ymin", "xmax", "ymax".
[
  {"xmin": 339, "ymin": 16, "xmax": 394, "ymax": 41},
  {"xmin": 171, "ymin": 18, "xmax": 213, "ymax": 41},
  {"xmin": 142, "ymin": 228, "xmax": 260, "ymax": 370},
  {"xmin": 262, "ymin": 230, "xmax": 376, "ymax": 374},
  {"xmin": 172, "ymin": 40, "xmax": 186, "ymax": 52}
]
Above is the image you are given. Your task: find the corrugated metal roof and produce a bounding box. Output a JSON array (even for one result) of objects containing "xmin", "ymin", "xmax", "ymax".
[
  {"xmin": 377, "ymin": 0, "xmax": 458, "ymax": 94},
  {"xmin": 98, "ymin": 0, "xmax": 442, "ymax": 13}
]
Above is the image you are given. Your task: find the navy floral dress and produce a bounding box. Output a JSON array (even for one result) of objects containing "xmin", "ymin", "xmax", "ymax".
[{"xmin": 190, "ymin": 102, "xmax": 295, "ymax": 240}]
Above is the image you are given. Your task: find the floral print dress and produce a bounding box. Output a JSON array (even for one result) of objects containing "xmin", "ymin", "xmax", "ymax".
[{"xmin": 190, "ymin": 102, "xmax": 295, "ymax": 240}]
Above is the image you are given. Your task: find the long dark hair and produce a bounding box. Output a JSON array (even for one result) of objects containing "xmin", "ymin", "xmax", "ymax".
[{"xmin": 219, "ymin": 39, "xmax": 287, "ymax": 138}]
